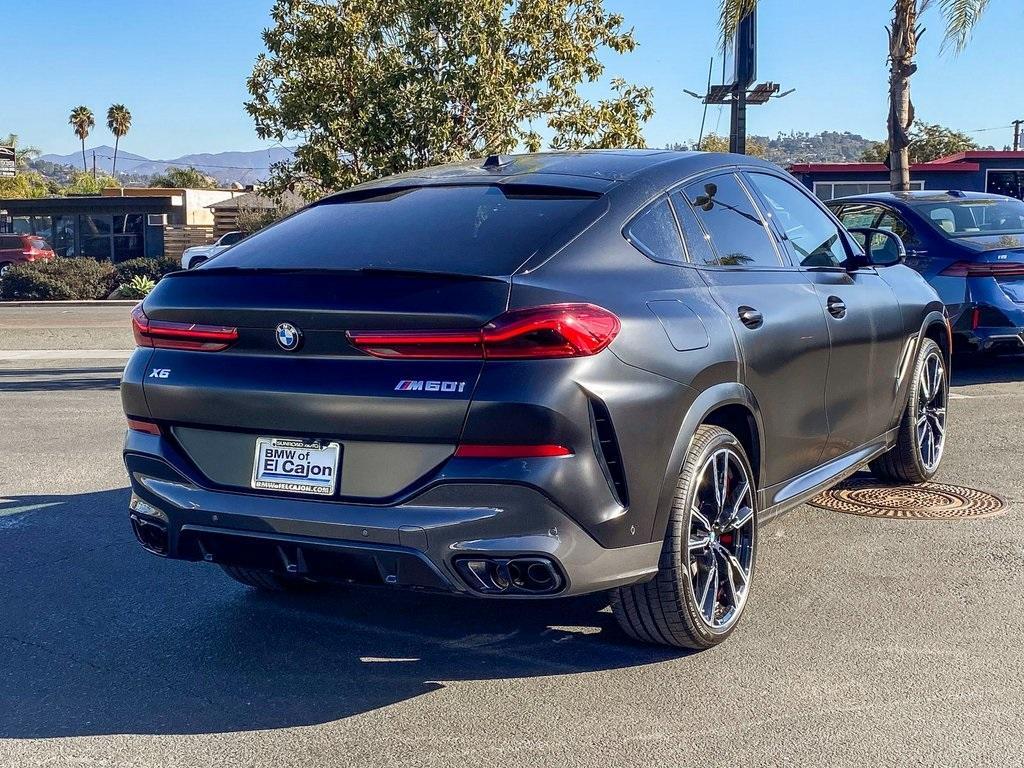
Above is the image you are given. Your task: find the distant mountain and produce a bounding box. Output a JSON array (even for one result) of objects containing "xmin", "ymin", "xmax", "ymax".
[{"xmin": 37, "ymin": 146, "xmax": 295, "ymax": 185}]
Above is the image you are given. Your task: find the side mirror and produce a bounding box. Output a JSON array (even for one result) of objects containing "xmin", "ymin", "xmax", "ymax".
[
  {"xmin": 844, "ymin": 227, "xmax": 906, "ymax": 268},
  {"xmin": 693, "ymin": 183, "xmax": 718, "ymax": 211}
]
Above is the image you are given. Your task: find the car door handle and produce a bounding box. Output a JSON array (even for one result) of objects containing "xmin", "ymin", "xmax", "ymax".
[
  {"xmin": 738, "ymin": 306, "xmax": 764, "ymax": 329},
  {"xmin": 827, "ymin": 296, "xmax": 847, "ymax": 319}
]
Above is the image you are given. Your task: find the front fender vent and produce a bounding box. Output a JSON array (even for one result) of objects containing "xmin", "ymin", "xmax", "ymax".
[{"xmin": 589, "ymin": 396, "xmax": 628, "ymax": 507}]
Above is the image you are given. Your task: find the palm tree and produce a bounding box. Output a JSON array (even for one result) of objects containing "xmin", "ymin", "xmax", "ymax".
[
  {"xmin": 714, "ymin": 1, "xmax": 994, "ymax": 190},
  {"xmin": 106, "ymin": 104, "xmax": 132, "ymax": 177},
  {"xmin": 69, "ymin": 106, "xmax": 95, "ymax": 172}
]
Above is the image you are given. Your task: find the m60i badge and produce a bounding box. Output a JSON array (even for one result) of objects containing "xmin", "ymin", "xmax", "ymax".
[{"xmin": 394, "ymin": 380, "xmax": 467, "ymax": 393}]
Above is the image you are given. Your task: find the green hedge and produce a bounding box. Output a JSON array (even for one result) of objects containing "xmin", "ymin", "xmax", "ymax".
[
  {"xmin": 0, "ymin": 256, "xmax": 180, "ymax": 301},
  {"xmin": 113, "ymin": 256, "xmax": 181, "ymax": 286},
  {"xmin": 0, "ymin": 258, "xmax": 117, "ymax": 301}
]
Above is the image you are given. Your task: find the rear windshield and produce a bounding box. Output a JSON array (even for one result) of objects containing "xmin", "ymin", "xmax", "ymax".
[
  {"xmin": 208, "ymin": 184, "xmax": 600, "ymax": 275},
  {"xmin": 30, "ymin": 238, "xmax": 49, "ymax": 251},
  {"xmin": 913, "ymin": 198, "xmax": 1024, "ymax": 238}
]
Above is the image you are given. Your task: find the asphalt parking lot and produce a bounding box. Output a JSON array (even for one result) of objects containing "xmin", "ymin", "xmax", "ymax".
[{"xmin": 2, "ymin": 305, "xmax": 1023, "ymax": 768}]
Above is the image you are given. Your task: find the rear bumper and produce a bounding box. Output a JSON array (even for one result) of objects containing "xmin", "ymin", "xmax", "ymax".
[
  {"xmin": 123, "ymin": 431, "xmax": 661, "ymax": 598},
  {"xmin": 953, "ymin": 281, "xmax": 1024, "ymax": 353},
  {"xmin": 953, "ymin": 321, "xmax": 1024, "ymax": 353}
]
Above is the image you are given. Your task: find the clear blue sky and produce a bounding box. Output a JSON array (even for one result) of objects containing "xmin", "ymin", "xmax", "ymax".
[{"xmin": 6, "ymin": 0, "xmax": 1023, "ymax": 159}]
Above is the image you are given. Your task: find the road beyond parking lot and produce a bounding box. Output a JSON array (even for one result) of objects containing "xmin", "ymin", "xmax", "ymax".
[{"xmin": 1, "ymin": 306, "xmax": 1023, "ymax": 767}]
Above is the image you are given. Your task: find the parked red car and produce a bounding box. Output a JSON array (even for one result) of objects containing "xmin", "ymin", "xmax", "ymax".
[{"xmin": 0, "ymin": 234, "xmax": 56, "ymax": 276}]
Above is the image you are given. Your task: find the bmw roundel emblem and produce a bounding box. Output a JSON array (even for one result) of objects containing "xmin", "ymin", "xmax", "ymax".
[{"xmin": 275, "ymin": 322, "xmax": 302, "ymax": 351}]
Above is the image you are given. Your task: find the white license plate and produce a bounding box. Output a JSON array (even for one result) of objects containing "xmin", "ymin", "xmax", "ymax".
[{"xmin": 251, "ymin": 437, "xmax": 341, "ymax": 496}]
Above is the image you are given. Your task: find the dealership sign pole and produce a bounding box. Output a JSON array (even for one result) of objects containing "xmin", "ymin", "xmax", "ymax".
[
  {"xmin": 0, "ymin": 145, "xmax": 16, "ymax": 178},
  {"xmin": 683, "ymin": 9, "xmax": 793, "ymax": 155}
]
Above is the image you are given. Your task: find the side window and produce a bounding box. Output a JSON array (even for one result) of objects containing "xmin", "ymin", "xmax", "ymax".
[
  {"xmin": 837, "ymin": 204, "xmax": 883, "ymax": 230},
  {"xmin": 877, "ymin": 210, "xmax": 919, "ymax": 247},
  {"xmin": 670, "ymin": 192, "xmax": 716, "ymax": 265},
  {"xmin": 746, "ymin": 172, "xmax": 849, "ymax": 268},
  {"xmin": 624, "ymin": 197, "xmax": 686, "ymax": 265},
  {"xmin": 681, "ymin": 174, "xmax": 781, "ymax": 267}
]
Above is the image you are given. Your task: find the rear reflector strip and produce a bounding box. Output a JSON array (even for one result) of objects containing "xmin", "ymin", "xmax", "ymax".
[
  {"xmin": 127, "ymin": 418, "xmax": 161, "ymax": 435},
  {"xmin": 132, "ymin": 304, "xmax": 238, "ymax": 351},
  {"xmin": 453, "ymin": 444, "xmax": 573, "ymax": 458}
]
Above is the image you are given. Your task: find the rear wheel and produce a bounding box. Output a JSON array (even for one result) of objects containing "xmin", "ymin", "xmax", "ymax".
[
  {"xmin": 0, "ymin": 262, "xmax": 12, "ymax": 278},
  {"xmin": 870, "ymin": 337, "xmax": 948, "ymax": 483},
  {"xmin": 611, "ymin": 425, "xmax": 758, "ymax": 649},
  {"xmin": 220, "ymin": 565, "xmax": 319, "ymax": 592}
]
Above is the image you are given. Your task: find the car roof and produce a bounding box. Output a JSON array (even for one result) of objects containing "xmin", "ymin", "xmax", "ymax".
[
  {"xmin": 828, "ymin": 190, "xmax": 1014, "ymax": 205},
  {"xmin": 321, "ymin": 150, "xmax": 788, "ymax": 200}
]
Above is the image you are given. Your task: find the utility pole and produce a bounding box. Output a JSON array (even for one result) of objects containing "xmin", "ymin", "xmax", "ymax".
[
  {"xmin": 92, "ymin": 150, "xmax": 97, "ymax": 180},
  {"xmin": 1013, "ymin": 119, "xmax": 1023, "ymax": 152}
]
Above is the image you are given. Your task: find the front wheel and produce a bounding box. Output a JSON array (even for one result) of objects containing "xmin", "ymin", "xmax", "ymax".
[
  {"xmin": 611, "ymin": 425, "xmax": 758, "ymax": 649},
  {"xmin": 870, "ymin": 337, "xmax": 948, "ymax": 483}
]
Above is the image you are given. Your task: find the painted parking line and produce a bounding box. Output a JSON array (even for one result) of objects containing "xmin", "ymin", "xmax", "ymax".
[{"xmin": 0, "ymin": 350, "xmax": 132, "ymax": 361}]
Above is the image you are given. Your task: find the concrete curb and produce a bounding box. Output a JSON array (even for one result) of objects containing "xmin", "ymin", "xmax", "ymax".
[{"xmin": 0, "ymin": 300, "xmax": 139, "ymax": 308}]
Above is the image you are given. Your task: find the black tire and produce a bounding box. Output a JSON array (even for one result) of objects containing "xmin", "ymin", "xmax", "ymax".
[
  {"xmin": 220, "ymin": 565, "xmax": 318, "ymax": 592},
  {"xmin": 611, "ymin": 425, "xmax": 758, "ymax": 650},
  {"xmin": 0, "ymin": 262, "xmax": 12, "ymax": 278},
  {"xmin": 188, "ymin": 256, "xmax": 207, "ymax": 270},
  {"xmin": 870, "ymin": 337, "xmax": 948, "ymax": 484}
]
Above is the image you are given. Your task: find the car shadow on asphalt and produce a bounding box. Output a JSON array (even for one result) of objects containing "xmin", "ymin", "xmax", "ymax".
[
  {"xmin": 951, "ymin": 353, "xmax": 1024, "ymax": 386},
  {"xmin": 0, "ymin": 488, "xmax": 684, "ymax": 738},
  {"xmin": 0, "ymin": 366, "xmax": 123, "ymax": 392}
]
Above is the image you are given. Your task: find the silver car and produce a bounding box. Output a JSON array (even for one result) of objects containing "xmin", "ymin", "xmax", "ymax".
[{"xmin": 180, "ymin": 231, "xmax": 247, "ymax": 270}]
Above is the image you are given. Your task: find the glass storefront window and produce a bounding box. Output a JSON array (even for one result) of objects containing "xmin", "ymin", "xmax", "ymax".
[
  {"xmin": 987, "ymin": 171, "xmax": 1024, "ymax": 200},
  {"xmin": 114, "ymin": 214, "xmax": 144, "ymax": 236},
  {"xmin": 11, "ymin": 216, "xmax": 54, "ymax": 245},
  {"xmin": 52, "ymin": 216, "xmax": 77, "ymax": 257}
]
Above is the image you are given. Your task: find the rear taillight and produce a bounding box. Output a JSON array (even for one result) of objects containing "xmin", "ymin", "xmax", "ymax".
[
  {"xmin": 453, "ymin": 444, "xmax": 573, "ymax": 458},
  {"xmin": 347, "ymin": 303, "xmax": 620, "ymax": 360},
  {"xmin": 940, "ymin": 261, "xmax": 1024, "ymax": 277},
  {"xmin": 131, "ymin": 304, "xmax": 238, "ymax": 351}
]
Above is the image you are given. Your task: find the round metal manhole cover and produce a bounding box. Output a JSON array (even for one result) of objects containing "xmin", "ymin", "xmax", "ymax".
[{"xmin": 809, "ymin": 478, "xmax": 1007, "ymax": 520}]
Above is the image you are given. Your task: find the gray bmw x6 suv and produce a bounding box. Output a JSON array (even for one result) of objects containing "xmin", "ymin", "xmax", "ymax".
[{"xmin": 121, "ymin": 151, "xmax": 950, "ymax": 649}]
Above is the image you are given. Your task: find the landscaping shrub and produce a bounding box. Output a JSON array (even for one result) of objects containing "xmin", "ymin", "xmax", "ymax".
[
  {"xmin": 0, "ymin": 258, "xmax": 117, "ymax": 301},
  {"xmin": 117, "ymin": 275, "xmax": 157, "ymax": 300},
  {"xmin": 113, "ymin": 256, "xmax": 181, "ymax": 286}
]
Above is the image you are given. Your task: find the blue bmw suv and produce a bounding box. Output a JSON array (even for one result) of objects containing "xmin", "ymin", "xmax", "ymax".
[{"xmin": 828, "ymin": 191, "xmax": 1024, "ymax": 354}]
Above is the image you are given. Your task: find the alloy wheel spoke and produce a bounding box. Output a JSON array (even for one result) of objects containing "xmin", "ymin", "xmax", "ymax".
[
  {"xmin": 689, "ymin": 534, "xmax": 712, "ymax": 553},
  {"xmin": 731, "ymin": 479, "xmax": 750, "ymax": 517},
  {"xmin": 718, "ymin": 550, "xmax": 740, "ymax": 607},
  {"xmin": 727, "ymin": 504, "xmax": 754, "ymax": 532},
  {"xmin": 931, "ymin": 363, "xmax": 944, "ymax": 400},
  {"xmin": 698, "ymin": 557, "xmax": 719, "ymax": 621},
  {"xmin": 691, "ymin": 505, "xmax": 713, "ymax": 533}
]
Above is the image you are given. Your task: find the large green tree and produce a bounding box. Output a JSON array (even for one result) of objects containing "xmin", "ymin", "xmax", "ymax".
[
  {"xmin": 68, "ymin": 106, "xmax": 95, "ymax": 172},
  {"xmin": 714, "ymin": 1, "xmax": 995, "ymax": 190},
  {"xmin": 861, "ymin": 120, "xmax": 980, "ymax": 163},
  {"xmin": 247, "ymin": 0, "xmax": 655, "ymax": 197}
]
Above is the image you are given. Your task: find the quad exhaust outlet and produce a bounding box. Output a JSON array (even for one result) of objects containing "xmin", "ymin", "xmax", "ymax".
[{"xmin": 454, "ymin": 556, "xmax": 564, "ymax": 595}]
